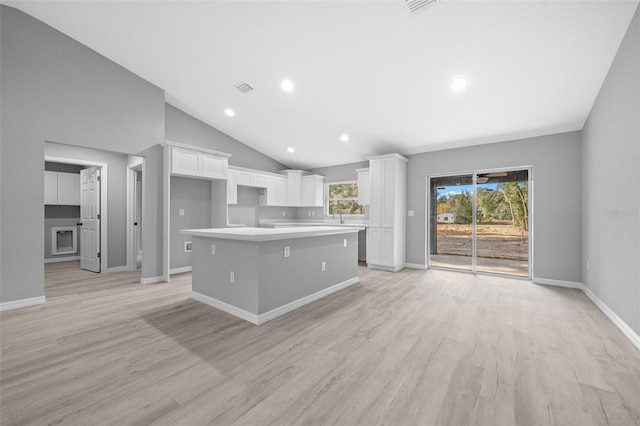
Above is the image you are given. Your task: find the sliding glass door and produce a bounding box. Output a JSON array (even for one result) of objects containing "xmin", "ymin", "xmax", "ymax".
[{"xmin": 428, "ymin": 168, "xmax": 531, "ymax": 278}]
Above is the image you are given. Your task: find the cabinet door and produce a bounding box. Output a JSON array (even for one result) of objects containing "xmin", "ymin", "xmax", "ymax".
[
  {"xmin": 236, "ymin": 171, "xmax": 252, "ymax": 186},
  {"xmin": 227, "ymin": 170, "xmax": 237, "ymax": 204},
  {"xmin": 369, "ymin": 160, "xmax": 383, "ymax": 226},
  {"xmin": 301, "ymin": 177, "xmax": 314, "ymax": 206},
  {"xmin": 172, "ymin": 147, "xmax": 201, "ymax": 176},
  {"xmin": 277, "ymin": 177, "xmax": 288, "ymax": 206},
  {"xmin": 357, "ymin": 169, "xmax": 370, "ymax": 205},
  {"xmin": 381, "ymin": 157, "xmax": 395, "ymax": 227},
  {"xmin": 252, "ymin": 173, "xmax": 267, "ymax": 188},
  {"xmin": 58, "ymin": 173, "xmax": 80, "ymax": 205},
  {"xmin": 367, "ymin": 227, "xmax": 382, "ymax": 265},
  {"xmin": 202, "ymin": 154, "xmax": 227, "ymax": 179},
  {"xmin": 381, "ymin": 228, "xmax": 395, "ymax": 266},
  {"xmin": 44, "ymin": 171, "xmax": 58, "ymax": 204},
  {"xmin": 287, "ymin": 173, "xmax": 302, "ymax": 206}
]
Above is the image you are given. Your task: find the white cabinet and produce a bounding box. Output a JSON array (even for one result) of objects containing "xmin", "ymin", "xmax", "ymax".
[
  {"xmin": 367, "ymin": 153, "xmax": 407, "ymax": 272},
  {"xmin": 227, "ymin": 169, "xmax": 237, "ymax": 204},
  {"xmin": 282, "ymin": 170, "xmax": 324, "ymax": 207},
  {"xmin": 277, "ymin": 177, "xmax": 288, "ymax": 206},
  {"xmin": 171, "ymin": 146, "xmax": 228, "ymax": 180},
  {"xmin": 236, "ymin": 170, "xmax": 267, "ymax": 188},
  {"xmin": 44, "ymin": 171, "xmax": 80, "ymax": 205},
  {"xmin": 356, "ymin": 168, "xmax": 370, "ymax": 205},
  {"xmin": 44, "ymin": 171, "xmax": 59, "ymax": 204},
  {"xmin": 302, "ymin": 175, "xmax": 324, "ymax": 207}
]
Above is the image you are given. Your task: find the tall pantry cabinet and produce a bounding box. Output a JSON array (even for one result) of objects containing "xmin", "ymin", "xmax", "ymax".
[{"xmin": 366, "ymin": 153, "xmax": 408, "ymax": 271}]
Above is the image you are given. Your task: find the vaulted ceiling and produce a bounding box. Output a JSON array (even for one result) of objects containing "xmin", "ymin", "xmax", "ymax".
[{"xmin": 3, "ymin": 0, "xmax": 638, "ymax": 169}]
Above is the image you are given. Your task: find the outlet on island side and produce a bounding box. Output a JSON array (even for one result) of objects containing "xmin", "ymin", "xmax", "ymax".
[
  {"xmin": 230, "ymin": 271, "xmax": 235, "ymax": 283},
  {"xmin": 321, "ymin": 261, "xmax": 326, "ymax": 272},
  {"xmin": 284, "ymin": 246, "xmax": 290, "ymax": 258}
]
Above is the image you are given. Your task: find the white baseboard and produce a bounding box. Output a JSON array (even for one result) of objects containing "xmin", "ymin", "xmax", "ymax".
[
  {"xmin": 533, "ymin": 277, "xmax": 583, "ymax": 289},
  {"xmin": 107, "ymin": 266, "xmax": 128, "ymax": 273},
  {"xmin": 170, "ymin": 266, "xmax": 192, "ymax": 275},
  {"xmin": 192, "ymin": 276, "xmax": 360, "ymax": 325},
  {"xmin": 191, "ymin": 292, "xmax": 259, "ymax": 324},
  {"xmin": 44, "ymin": 256, "xmax": 80, "ymax": 264},
  {"xmin": 534, "ymin": 277, "xmax": 640, "ymax": 352},
  {"xmin": 140, "ymin": 276, "xmax": 164, "ymax": 284},
  {"xmin": 405, "ymin": 263, "xmax": 427, "ymax": 270},
  {"xmin": 367, "ymin": 263, "xmax": 405, "ymax": 272},
  {"xmin": 0, "ymin": 296, "xmax": 46, "ymax": 312},
  {"xmin": 581, "ymin": 284, "xmax": 640, "ymax": 351}
]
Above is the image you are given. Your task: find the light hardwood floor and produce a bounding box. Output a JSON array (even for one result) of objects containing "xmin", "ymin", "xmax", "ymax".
[{"xmin": 1, "ymin": 261, "xmax": 639, "ymax": 425}]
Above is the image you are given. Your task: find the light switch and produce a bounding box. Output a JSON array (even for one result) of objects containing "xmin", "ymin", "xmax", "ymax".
[
  {"xmin": 284, "ymin": 246, "xmax": 290, "ymax": 257},
  {"xmin": 179, "ymin": 208, "xmax": 185, "ymax": 216}
]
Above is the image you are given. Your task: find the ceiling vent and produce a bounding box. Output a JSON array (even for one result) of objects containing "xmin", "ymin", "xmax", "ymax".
[
  {"xmin": 405, "ymin": 0, "xmax": 438, "ymax": 14},
  {"xmin": 234, "ymin": 82, "xmax": 253, "ymax": 93}
]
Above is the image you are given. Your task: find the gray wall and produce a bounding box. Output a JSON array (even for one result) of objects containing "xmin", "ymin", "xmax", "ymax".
[
  {"xmin": 406, "ymin": 132, "xmax": 582, "ymax": 281},
  {"xmin": 0, "ymin": 5, "xmax": 165, "ymax": 304},
  {"xmin": 170, "ymin": 176, "xmax": 212, "ymax": 270},
  {"xmin": 310, "ymin": 160, "xmax": 369, "ymax": 183},
  {"xmin": 45, "ymin": 142, "xmax": 130, "ymax": 268},
  {"xmin": 582, "ymin": 5, "xmax": 640, "ymax": 335},
  {"xmin": 165, "ymin": 104, "xmax": 288, "ymax": 173}
]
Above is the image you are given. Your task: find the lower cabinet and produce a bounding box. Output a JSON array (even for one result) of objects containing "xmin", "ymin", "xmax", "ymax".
[{"xmin": 367, "ymin": 227, "xmax": 397, "ymax": 270}]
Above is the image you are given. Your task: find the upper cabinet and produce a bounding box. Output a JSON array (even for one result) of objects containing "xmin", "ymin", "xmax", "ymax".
[
  {"xmin": 44, "ymin": 171, "xmax": 80, "ymax": 205},
  {"xmin": 169, "ymin": 144, "xmax": 230, "ymax": 180},
  {"xmin": 356, "ymin": 168, "xmax": 370, "ymax": 206},
  {"xmin": 302, "ymin": 175, "xmax": 324, "ymax": 207},
  {"xmin": 227, "ymin": 169, "xmax": 238, "ymax": 205}
]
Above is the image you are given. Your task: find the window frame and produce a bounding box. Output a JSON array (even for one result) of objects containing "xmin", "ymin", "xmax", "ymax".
[{"xmin": 324, "ymin": 180, "xmax": 365, "ymax": 217}]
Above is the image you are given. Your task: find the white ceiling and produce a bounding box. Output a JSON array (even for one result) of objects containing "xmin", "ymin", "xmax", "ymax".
[{"xmin": 3, "ymin": 0, "xmax": 638, "ymax": 169}]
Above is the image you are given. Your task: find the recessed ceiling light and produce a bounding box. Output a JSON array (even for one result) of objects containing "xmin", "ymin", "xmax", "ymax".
[
  {"xmin": 224, "ymin": 108, "xmax": 235, "ymax": 117},
  {"xmin": 451, "ymin": 78, "xmax": 467, "ymax": 92},
  {"xmin": 281, "ymin": 80, "xmax": 294, "ymax": 92},
  {"xmin": 340, "ymin": 134, "xmax": 349, "ymax": 142},
  {"xmin": 287, "ymin": 147, "xmax": 295, "ymax": 153}
]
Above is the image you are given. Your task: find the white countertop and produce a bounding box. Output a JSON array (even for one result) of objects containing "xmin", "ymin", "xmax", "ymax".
[
  {"xmin": 181, "ymin": 226, "xmax": 364, "ymax": 242},
  {"xmin": 258, "ymin": 220, "xmax": 369, "ymax": 229}
]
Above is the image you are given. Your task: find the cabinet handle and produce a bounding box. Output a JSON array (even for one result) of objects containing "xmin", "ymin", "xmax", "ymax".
[{"xmin": 77, "ymin": 223, "xmax": 82, "ymax": 226}]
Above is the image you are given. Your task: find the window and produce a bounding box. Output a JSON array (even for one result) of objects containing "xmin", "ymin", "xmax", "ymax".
[{"xmin": 326, "ymin": 181, "xmax": 364, "ymax": 215}]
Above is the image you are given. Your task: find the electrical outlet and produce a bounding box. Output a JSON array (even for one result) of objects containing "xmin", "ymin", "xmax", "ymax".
[
  {"xmin": 282, "ymin": 211, "xmax": 286, "ymax": 217},
  {"xmin": 179, "ymin": 208, "xmax": 185, "ymax": 216},
  {"xmin": 184, "ymin": 241, "xmax": 192, "ymax": 252},
  {"xmin": 343, "ymin": 239, "xmax": 347, "ymax": 247},
  {"xmin": 284, "ymin": 246, "xmax": 290, "ymax": 257},
  {"xmin": 408, "ymin": 210, "xmax": 415, "ymax": 217},
  {"xmin": 312, "ymin": 211, "xmax": 316, "ymax": 217},
  {"xmin": 230, "ymin": 271, "xmax": 235, "ymax": 283},
  {"xmin": 308, "ymin": 211, "xmax": 311, "ymax": 216},
  {"xmin": 321, "ymin": 261, "xmax": 326, "ymax": 271},
  {"xmin": 212, "ymin": 244, "xmax": 216, "ymax": 255}
]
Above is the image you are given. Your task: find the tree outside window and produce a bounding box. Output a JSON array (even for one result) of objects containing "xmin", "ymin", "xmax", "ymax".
[{"xmin": 327, "ymin": 182, "xmax": 363, "ymax": 215}]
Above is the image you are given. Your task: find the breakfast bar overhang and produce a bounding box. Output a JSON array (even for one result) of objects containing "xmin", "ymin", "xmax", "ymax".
[{"xmin": 181, "ymin": 226, "xmax": 363, "ymax": 324}]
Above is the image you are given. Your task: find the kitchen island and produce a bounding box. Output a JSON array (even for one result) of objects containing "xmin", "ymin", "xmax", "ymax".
[{"xmin": 181, "ymin": 226, "xmax": 363, "ymax": 324}]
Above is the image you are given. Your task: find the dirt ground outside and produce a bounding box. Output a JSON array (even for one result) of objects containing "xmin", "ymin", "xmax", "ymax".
[{"xmin": 434, "ymin": 223, "xmax": 528, "ymax": 261}]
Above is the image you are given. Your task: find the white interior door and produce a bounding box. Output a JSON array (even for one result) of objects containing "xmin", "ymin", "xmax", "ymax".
[
  {"xmin": 134, "ymin": 173, "xmax": 142, "ymax": 269},
  {"xmin": 80, "ymin": 167, "xmax": 101, "ymax": 272}
]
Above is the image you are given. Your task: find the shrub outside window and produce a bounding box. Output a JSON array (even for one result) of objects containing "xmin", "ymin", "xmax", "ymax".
[{"xmin": 327, "ymin": 181, "xmax": 364, "ymax": 215}]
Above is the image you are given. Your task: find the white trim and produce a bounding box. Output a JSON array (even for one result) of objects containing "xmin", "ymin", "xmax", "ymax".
[
  {"xmin": 191, "ymin": 292, "xmax": 260, "ymax": 324},
  {"xmin": 533, "ymin": 277, "xmax": 583, "ymax": 289},
  {"xmin": 257, "ymin": 276, "xmax": 360, "ymax": 324},
  {"xmin": 0, "ymin": 296, "xmax": 46, "ymax": 312},
  {"xmin": 107, "ymin": 266, "xmax": 128, "ymax": 273},
  {"xmin": 581, "ymin": 284, "xmax": 640, "ymax": 352},
  {"xmin": 192, "ymin": 276, "xmax": 360, "ymax": 325},
  {"xmin": 405, "ymin": 263, "xmax": 427, "ymax": 270},
  {"xmin": 163, "ymin": 140, "xmax": 232, "ymax": 159},
  {"xmin": 45, "ymin": 155, "xmax": 108, "ymax": 273},
  {"xmin": 44, "ymin": 256, "xmax": 80, "ymax": 264},
  {"xmin": 533, "ymin": 278, "xmax": 640, "ymax": 352},
  {"xmin": 170, "ymin": 266, "xmax": 192, "ymax": 275},
  {"xmin": 127, "ymin": 156, "xmax": 144, "ymax": 272},
  {"xmin": 367, "ymin": 263, "xmax": 405, "ymax": 272},
  {"xmin": 140, "ymin": 276, "xmax": 164, "ymax": 284}
]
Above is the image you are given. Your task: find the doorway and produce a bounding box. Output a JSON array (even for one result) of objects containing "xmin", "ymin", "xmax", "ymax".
[
  {"xmin": 428, "ymin": 167, "xmax": 531, "ymax": 278},
  {"xmin": 44, "ymin": 156, "xmax": 108, "ymax": 273},
  {"xmin": 128, "ymin": 159, "xmax": 144, "ymax": 271}
]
